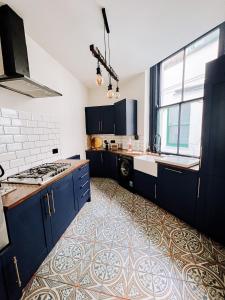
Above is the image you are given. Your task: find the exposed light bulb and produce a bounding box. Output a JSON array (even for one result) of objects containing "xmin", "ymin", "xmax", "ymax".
[
  {"xmin": 96, "ymin": 74, "xmax": 104, "ymax": 86},
  {"xmin": 96, "ymin": 63, "xmax": 104, "ymax": 86},
  {"xmin": 115, "ymin": 86, "xmax": 120, "ymax": 99},
  {"xmin": 107, "ymin": 83, "xmax": 114, "ymax": 98}
]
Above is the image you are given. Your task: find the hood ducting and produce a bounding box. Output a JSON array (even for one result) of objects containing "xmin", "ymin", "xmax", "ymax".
[{"xmin": 0, "ymin": 4, "xmax": 62, "ymax": 98}]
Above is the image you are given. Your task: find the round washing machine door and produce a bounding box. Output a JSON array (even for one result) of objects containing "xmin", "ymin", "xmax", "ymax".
[{"xmin": 120, "ymin": 159, "xmax": 131, "ymax": 178}]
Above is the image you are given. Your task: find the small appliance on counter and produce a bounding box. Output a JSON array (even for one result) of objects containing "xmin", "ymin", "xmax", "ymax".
[
  {"xmin": 110, "ymin": 140, "xmax": 119, "ymax": 151},
  {"xmin": 104, "ymin": 140, "xmax": 109, "ymax": 150}
]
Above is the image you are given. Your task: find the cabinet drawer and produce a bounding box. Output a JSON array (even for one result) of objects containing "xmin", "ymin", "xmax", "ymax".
[
  {"xmin": 78, "ymin": 170, "xmax": 90, "ymax": 186},
  {"xmin": 79, "ymin": 179, "xmax": 90, "ymax": 195},
  {"xmin": 78, "ymin": 163, "xmax": 89, "ymax": 177},
  {"xmin": 80, "ymin": 187, "xmax": 90, "ymax": 204}
]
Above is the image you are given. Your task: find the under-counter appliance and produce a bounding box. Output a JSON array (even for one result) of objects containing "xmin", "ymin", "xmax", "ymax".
[
  {"xmin": 118, "ymin": 155, "xmax": 134, "ymax": 190},
  {"xmin": 0, "ymin": 4, "xmax": 61, "ymax": 98},
  {"xmin": 0, "ymin": 195, "xmax": 9, "ymax": 251},
  {"xmin": 5, "ymin": 162, "xmax": 71, "ymax": 185}
]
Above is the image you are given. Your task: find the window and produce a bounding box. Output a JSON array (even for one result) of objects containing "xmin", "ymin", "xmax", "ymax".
[{"xmin": 155, "ymin": 29, "xmax": 220, "ymax": 157}]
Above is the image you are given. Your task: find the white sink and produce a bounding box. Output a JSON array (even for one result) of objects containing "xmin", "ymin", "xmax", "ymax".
[{"xmin": 134, "ymin": 155, "xmax": 158, "ymax": 177}]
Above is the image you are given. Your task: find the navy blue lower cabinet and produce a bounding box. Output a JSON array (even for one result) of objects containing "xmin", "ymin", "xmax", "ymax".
[
  {"xmin": 49, "ymin": 173, "xmax": 77, "ymax": 246},
  {"xmin": 157, "ymin": 164, "xmax": 198, "ymax": 227},
  {"xmin": 86, "ymin": 151, "xmax": 104, "ymax": 177},
  {"xmin": 0, "ymin": 255, "xmax": 7, "ymax": 300},
  {"xmin": 134, "ymin": 170, "xmax": 157, "ymax": 202},
  {"xmin": 3, "ymin": 192, "xmax": 49, "ymax": 300},
  {"xmin": 73, "ymin": 163, "xmax": 91, "ymax": 211}
]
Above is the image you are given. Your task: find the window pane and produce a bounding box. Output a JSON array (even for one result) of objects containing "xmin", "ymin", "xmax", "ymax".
[
  {"xmin": 183, "ymin": 29, "xmax": 219, "ymax": 101},
  {"xmin": 157, "ymin": 105, "xmax": 179, "ymax": 154},
  {"xmin": 160, "ymin": 51, "xmax": 184, "ymax": 106},
  {"xmin": 179, "ymin": 100, "xmax": 203, "ymax": 156}
]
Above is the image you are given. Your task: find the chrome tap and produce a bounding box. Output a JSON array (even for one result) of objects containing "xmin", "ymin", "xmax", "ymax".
[{"xmin": 153, "ymin": 134, "xmax": 161, "ymax": 154}]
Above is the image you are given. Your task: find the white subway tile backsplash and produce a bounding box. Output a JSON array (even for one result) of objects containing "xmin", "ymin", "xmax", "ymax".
[
  {"xmin": 0, "ymin": 135, "xmax": 14, "ymax": 144},
  {"xmin": 0, "ymin": 152, "xmax": 16, "ymax": 162},
  {"xmin": 14, "ymin": 135, "xmax": 28, "ymax": 142},
  {"xmin": 23, "ymin": 141, "xmax": 35, "ymax": 149},
  {"xmin": 0, "ymin": 117, "xmax": 11, "ymax": 126},
  {"xmin": 0, "ymin": 108, "xmax": 62, "ymax": 179},
  {"xmin": 4, "ymin": 126, "xmax": 20, "ymax": 134},
  {"xmin": 1, "ymin": 108, "xmax": 18, "ymax": 118},
  {"xmin": 0, "ymin": 144, "xmax": 6, "ymax": 154},
  {"xmin": 16, "ymin": 149, "xmax": 30, "ymax": 158},
  {"xmin": 7, "ymin": 143, "xmax": 22, "ymax": 152},
  {"xmin": 10, "ymin": 158, "xmax": 25, "ymax": 168}
]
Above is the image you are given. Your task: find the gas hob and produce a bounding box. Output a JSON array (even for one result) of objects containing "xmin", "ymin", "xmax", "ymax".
[{"xmin": 6, "ymin": 162, "xmax": 71, "ymax": 185}]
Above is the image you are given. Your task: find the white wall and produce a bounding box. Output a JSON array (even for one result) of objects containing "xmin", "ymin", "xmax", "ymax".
[
  {"xmin": 0, "ymin": 34, "xmax": 88, "ymax": 162},
  {"xmin": 87, "ymin": 72, "xmax": 150, "ymax": 150}
]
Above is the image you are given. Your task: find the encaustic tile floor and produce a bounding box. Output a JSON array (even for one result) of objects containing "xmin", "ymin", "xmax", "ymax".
[{"xmin": 22, "ymin": 178, "xmax": 225, "ymax": 300}]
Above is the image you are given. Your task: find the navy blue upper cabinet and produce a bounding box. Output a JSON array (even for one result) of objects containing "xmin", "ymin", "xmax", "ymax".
[
  {"xmin": 157, "ymin": 164, "xmax": 198, "ymax": 227},
  {"xmin": 85, "ymin": 106, "xmax": 101, "ymax": 134},
  {"xmin": 85, "ymin": 105, "xmax": 115, "ymax": 134},
  {"xmin": 3, "ymin": 192, "xmax": 49, "ymax": 300},
  {"xmin": 114, "ymin": 99, "xmax": 137, "ymax": 135}
]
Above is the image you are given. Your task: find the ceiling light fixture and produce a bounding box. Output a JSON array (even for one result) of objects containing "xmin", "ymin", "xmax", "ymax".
[
  {"xmin": 96, "ymin": 60, "xmax": 104, "ymax": 86},
  {"xmin": 115, "ymin": 82, "xmax": 120, "ymax": 99},
  {"xmin": 90, "ymin": 8, "xmax": 120, "ymax": 99}
]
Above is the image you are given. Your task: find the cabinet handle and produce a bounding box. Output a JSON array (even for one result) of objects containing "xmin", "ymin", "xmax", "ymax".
[
  {"xmin": 80, "ymin": 181, "xmax": 89, "ymax": 189},
  {"xmin": 101, "ymin": 153, "xmax": 103, "ymax": 164},
  {"xmin": 114, "ymin": 123, "xmax": 116, "ymax": 134},
  {"xmin": 79, "ymin": 164, "xmax": 86, "ymax": 171},
  {"xmin": 13, "ymin": 256, "xmax": 22, "ymax": 288},
  {"xmin": 82, "ymin": 189, "xmax": 90, "ymax": 198},
  {"xmin": 154, "ymin": 183, "xmax": 157, "ymax": 199},
  {"xmin": 197, "ymin": 177, "xmax": 201, "ymax": 198},
  {"xmin": 80, "ymin": 172, "xmax": 88, "ymax": 179},
  {"xmin": 165, "ymin": 167, "xmax": 182, "ymax": 174},
  {"xmin": 46, "ymin": 193, "xmax": 52, "ymax": 217},
  {"xmin": 99, "ymin": 121, "xmax": 101, "ymax": 132},
  {"xmin": 51, "ymin": 190, "xmax": 56, "ymax": 214},
  {"xmin": 101, "ymin": 121, "xmax": 103, "ymax": 132}
]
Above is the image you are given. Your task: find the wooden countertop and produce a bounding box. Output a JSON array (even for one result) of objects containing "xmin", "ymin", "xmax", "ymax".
[
  {"xmin": 86, "ymin": 148, "xmax": 200, "ymax": 172},
  {"xmin": 1, "ymin": 159, "xmax": 89, "ymax": 210}
]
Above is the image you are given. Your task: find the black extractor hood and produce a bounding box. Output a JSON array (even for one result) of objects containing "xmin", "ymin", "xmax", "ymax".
[{"xmin": 0, "ymin": 4, "xmax": 62, "ymax": 98}]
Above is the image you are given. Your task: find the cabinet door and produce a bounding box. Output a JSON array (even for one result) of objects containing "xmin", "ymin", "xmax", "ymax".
[
  {"xmin": 50, "ymin": 174, "xmax": 76, "ymax": 245},
  {"xmin": 3, "ymin": 192, "xmax": 48, "ymax": 300},
  {"xmin": 114, "ymin": 100, "xmax": 126, "ymax": 135},
  {"xmin": 0, "ymin": 257, "xmax": 7, "ymax": 300},
  {"xmin": 158, "ymin": 165, "xmax": 198, "ymax": 226},
  {"xmin": 85, "ymin": 107, "xmax": 101, "ymax": 134},
  {"xmin": 102, "ymin": 151, "xmax": 118, "ymax": 179},
  {"xmin": 197, "ymin": 176, "xmax": 225, "ymax": 245},
  {"xmin": 86, "ymin": 151, "xmax": 103, "ymax": 177},
  {"xmin": 134, "ymin": 170, "xmax": 156, "ymax": 202},
  {"xmin": 101, "ymin": 105, "xmax": 115, "ymax": 134}
]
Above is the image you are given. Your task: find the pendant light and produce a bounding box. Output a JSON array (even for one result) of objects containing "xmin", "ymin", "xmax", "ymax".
[
  {"xmin": 107, "ymin": 76, "xmax": 114, "ymax": 98},
  {"xmin": 115, "ymin": 82, "xmax": 120, "ymax": 99},
  {"xmin": 96, "ymin": 60, "xmax": 104, "ymax": 86}
]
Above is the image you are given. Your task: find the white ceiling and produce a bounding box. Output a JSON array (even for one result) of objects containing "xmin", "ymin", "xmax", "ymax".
[{"xmin": 3, "ymin": 0, "xmax": 225, "ymax": 88}]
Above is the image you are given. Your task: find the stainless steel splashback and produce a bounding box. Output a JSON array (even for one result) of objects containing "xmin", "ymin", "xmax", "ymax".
[{"xmin": 0, "ymin": 195, "xmax": 9, "ymax": 251}]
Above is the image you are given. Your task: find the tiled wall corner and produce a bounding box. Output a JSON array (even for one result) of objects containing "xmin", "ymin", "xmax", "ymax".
[{"xmin": 0, "ymin": 108, "xmax": 62, "ymax": 179}]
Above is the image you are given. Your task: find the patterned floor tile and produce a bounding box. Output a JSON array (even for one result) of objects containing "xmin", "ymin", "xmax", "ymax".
[
  {"xmin": 22, "ymin": 276, "xmax": 77, "ymax": 299},
  {"xmin": 23, "ymin": 178, "xmax": 225, "ymax": 300}
]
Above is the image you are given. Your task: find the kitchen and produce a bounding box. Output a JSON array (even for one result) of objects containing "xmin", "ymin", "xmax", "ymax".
[{"xmin": 0, "ymin": 1, "xmax": 225, "ymax": 299}]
